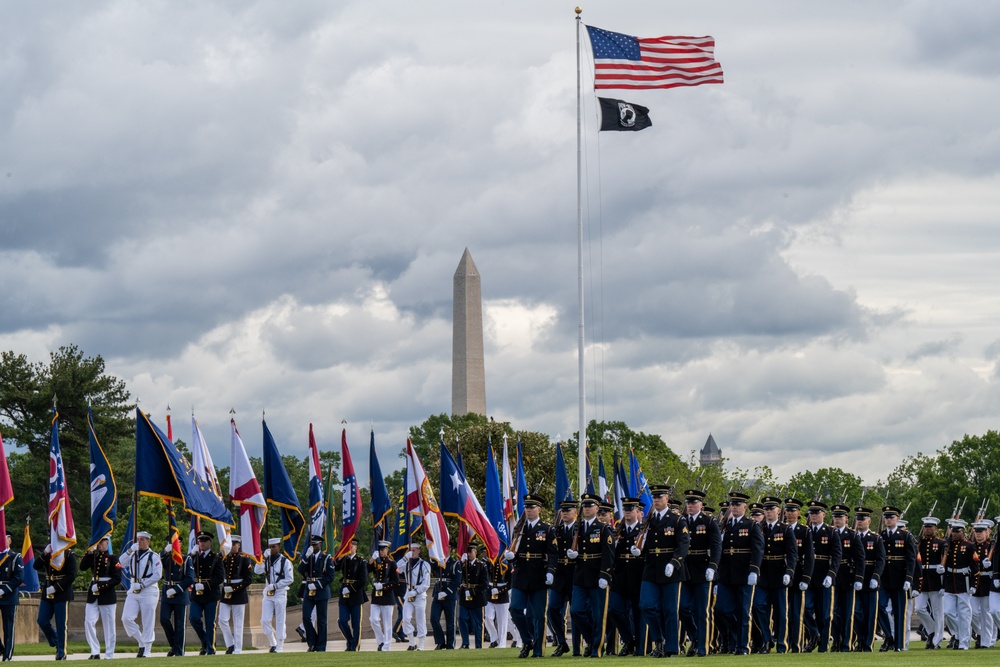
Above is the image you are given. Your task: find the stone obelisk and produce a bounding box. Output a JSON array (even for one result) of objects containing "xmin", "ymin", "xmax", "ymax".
[{"xmin": 452, "ymin": 248, "xmax": 486, "ymax": 416}]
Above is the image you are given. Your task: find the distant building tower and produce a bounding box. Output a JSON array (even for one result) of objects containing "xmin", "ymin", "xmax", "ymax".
[
  {"xmin": 452, "ymin": 248, "xmax": 487, "ymax": 416},
  {"xmin": 700, "ymin": 434, "xmax": 722, "ymax": 467}
]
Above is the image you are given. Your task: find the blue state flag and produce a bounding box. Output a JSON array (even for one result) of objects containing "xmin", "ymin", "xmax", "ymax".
[
  {"xmin": 555, "ymin": 442, "xmax": 573, "ymax": 515},
  {"xmin": 629, "ymin": 447, "xmax": 652, "ymax": 513},
  {"xmin": 369, "ymin": 431, "xmax": 392, "ymax": 547},
  {"xmin": 485, "ymin": 439, "xmax": 511, "ymax": 554},
  {"xmin": 134, "ymin": 409, "xmax": 233, "ymax": 526},
  {"xmin": 88, "ymin": 407, "xmax": 117, "ymax": 549},
  {"xmin": 262, "ymin": 419, "xmax": 306, "ymax": 560}
]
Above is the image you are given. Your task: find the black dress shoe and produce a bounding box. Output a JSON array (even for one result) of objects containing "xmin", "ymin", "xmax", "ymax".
[
  {"xmin": 269, "ymin": 647, "xmax": 277, "ymax": 653},
  {"xmin": 686, "ymin": 645, "xmax": 697, "ymax": 657},
  {"xmin": 226, "ymin": 646, "xmax": 235, "ymax": 655},
  {"xmin": 650, "ymin": 642, "xmax": 664, "ymax": 658},
  {"xmin": 56, "ymin": 655, "xmax": 66, "ymax": 662},
  {"xmin": 296, "ymin": 627, "xmax": 307, "ymax": 642},
  {"xmin": 552, "ymin": 643, "xmax": 569, "ymax": 657},
  {"xmin": 406, "ymin": 645, "xmax": 417, "ymax": 651},
  {"xmin": 879, "ymin": 642, "xmax": 893, "ymax": 652},
  {"xmin": 136, "ymin": 647, "xmax": 145, "ymax": 658},
  {"xmin": 518, "ymin": 642, "xmax": 533, "ymax": 659},
  {"xmin": 167, "ymin": 650, "xmax": 175, "ymax": 657},
  {"xmin": 377, "ymin": 644, "xmax": 384, "ymax": 652},
  {"xmin": 434, "ymin": 645, "xmax": 444, "ymax": 650},
  {"xmin": 489, "ymin": 642, "xmax": 498, "ymax": 649},
  {"xmin": 89, "ymin": 656, "xmax": 99, "ymax": 661},
  {"xmin": 199, "ymin": 649, "xmax": 207, "ymax": 656},
  {"xmin": 619, "ymin": 642, "xmax": 635, "ymax": 657}
]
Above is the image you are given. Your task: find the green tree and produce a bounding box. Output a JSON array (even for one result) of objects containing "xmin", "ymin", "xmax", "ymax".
[{"xmin": 786, "ymin": 468, "xmax": 865, "ymax": 507}]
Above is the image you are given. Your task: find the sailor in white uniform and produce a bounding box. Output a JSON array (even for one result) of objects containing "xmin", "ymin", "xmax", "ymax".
[
  {"xmin": 121, "ymin": 531, "xmax": 162, "ymax": 658},
  {"xmin": 255, "ymin": 538, "xmax": 294, "ymax": 652}
]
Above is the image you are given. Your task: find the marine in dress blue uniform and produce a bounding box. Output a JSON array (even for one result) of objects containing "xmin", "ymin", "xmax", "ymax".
[
  {"xmin": 877, "ymin": 505, "xmax": 916, "ymax": 651},
  {"xmin": 715, "ymin": 491, "xmax": 764, "ymax": 655},
  {"xmin": 189, "ymin": 531, "xmax": 225, "ymax": 655},
  {"xmin": 802, "ymin": 500, "xmax": 842, "ymax": 653},
  {"xmin": 679, "ymin": 489, "xmax": 722, "ymax": 657},
  {"xmin": 506, "ymin": 493, "xmax": 554, "ymax": 659},
  {"xmin": 0, "ymin": 531, "xmax": 24, "ymax": 662}
]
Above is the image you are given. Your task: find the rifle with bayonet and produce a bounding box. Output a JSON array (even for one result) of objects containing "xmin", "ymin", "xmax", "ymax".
[{"xmin": 510, "ymin": 478, "xmax": 545, "ymax": 553}]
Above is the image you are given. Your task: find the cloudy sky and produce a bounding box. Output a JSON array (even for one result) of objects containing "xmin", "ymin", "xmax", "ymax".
[{"xmin": 2, "ymin": 1, "xmax": 999, "ymax": 486}]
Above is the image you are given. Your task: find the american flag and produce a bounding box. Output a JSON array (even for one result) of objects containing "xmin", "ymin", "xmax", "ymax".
[
  {"xmin": 587, "ymin": 25, "xmax": 723, "ymax": 90},
  {"xmin": 48, "ymin": 412, "xmax": 77, "ymax": 569}
]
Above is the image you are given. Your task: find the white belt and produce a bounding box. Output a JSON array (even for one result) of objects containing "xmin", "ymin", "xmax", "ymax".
[
  {"xmin": 946, "ymin": 567, "xmax": 971, "ymax": 574},
  {"xmin": 230, "ymin": 578, "xmax": 243, "ymax": 583},
  {"xmin": 97, "ymin": 577, "xmax": 112, "ymax": 582}
]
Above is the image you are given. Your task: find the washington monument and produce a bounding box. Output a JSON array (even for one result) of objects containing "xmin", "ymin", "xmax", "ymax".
[{"xmin": 452, "ymin": 248, "xmax": 486, "ymax": 416}]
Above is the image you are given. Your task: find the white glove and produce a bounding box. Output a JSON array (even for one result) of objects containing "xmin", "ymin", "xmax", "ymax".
[
  {"xmin": 970, "ymin": 586, "xmax": 977, "ymax": 595},
  {"xmin": 903, "ymin": 581, "xmax": 911, "ymax": 592},
  {"xmin": 491, "ymin": 587, "xmax": 499, "ymax": 596},
  {"xmin": 342, "ymin": 587, "xmax": 349, "ymax": 595},
  {"xmin": 371, "ymin": 551, "xmax": 379, "ymax": 561},
  {"xmin": 798, "ymin": 582, "xmax": 808, "ymax": 591},
  {"xmin": 705, "ymin": 569, "xmax": 715, "ymax": 583},
  {"xmin": 909, "ymin": 588, "xmax": 920, "ymax": 599},
  {"xmin": 44, "ymin": 545, "xmax": 52, "ymax": 555},
  {"xmin": 307, "ymin": 582, "xmax": 317, "ymax": 591},
  {"xmin": 190, "ymin": 545, "xmax": 199, "ymax": 555},
  {"xmin": 91, "ymin": 584, "xmax": 99, "ymax": 594},
  {"xmin": 128, "ymin": 543, "xmax": 139, "ymax": 554},
  {"xmin": 566, "ymin": 549, "xmax": 579, "ymax": 560},
  {"xmin": 869, "ymin": 579, "xmax": 878, "ymax": 590},
  {"xmin": 935, "ymin": 564, "xmax": 945, "ymax": 574},
  {"xmin": 46, "ymin": 586, "xmax": 56, "ymax": 596},
  {"xmin": 166, "ymin": 587, "xmax": 176, "ymax": 598},
  {"xmin": 822, "ymin": 575, "xmax": 832, "ymax": 589},
  {"xmin": 630, "ymin": 545, "xmax": 641, "ymax": 557},
  {"xmin": 938, "ymin": 588, "xmax": 946, "ymax": 596},
  {"xmin": 374, "ymin": 582, "xmax": 383, "ymax": 591},
  {"xmin": 748, "ymin": 573, "xmax": 757, "ymax": 586},
  {"xmin": 782, "ymin": 574, "xmax": 791, "ymax": 587},
  {"xmin": 545, "ymin": 572, "xmax": 554, "ymax": 586},
  {"xmin": 253, "ymin": 563, "xmax": 265, "ymax": 575},
  {"xmin": 131, "ymin": 584, "xmax": 142, "ymax": 594},
  {"xmin": 437, "ymin": 591, "xmax": 446, "ymax": 600},
  {"xmin": 224, "ymin": 585, "xmax": 234, "ymax": 594},
  {"xmin": 503, "ymin": 550, "xmax": 515, "ymax": 561},
  {"xmin": 461, "ymin": 553, "xmax": 468, "ymax": 563},
  {"xmin": 164, "ymin": 543, "xmax": 173, "ymax": 553},
  {"xmin": 264, "ymin": 584, "xmax": 274, "ymax": 594},
  {"xmin": 664, "ymin": 563, "xmax": 674, "ymax": 578},
  {"xmin": 598, "ymin": 578, "xmax": 608, "ymax": 590},
  {"xmin": 404, "ymin": 551, "xmax": 413, "ymax": 560},
  {"xmin": 985, "ymin": 559, "xmax": 993, "ymax": 569},
  {"xmin": 994, "ymin": 579, "xmax": 1000, "ymax": 589},
  {"xmin": 305, "ymin": 547, "xmax": 314, "ymax": 558},
  {"xmin": 853, "ymin": 581, "xmax": 862, "ymax": 591},
  {"xmin": 195, "ymin": 583, "xmax": 205, "ymax": 592}
]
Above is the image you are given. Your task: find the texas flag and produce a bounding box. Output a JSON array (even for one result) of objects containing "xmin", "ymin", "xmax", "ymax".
[
  {"xmin": 48, "ymin": 412, "xmax": 77, "ymax": 569},
  {"xmin": 336, "ymin": 428, "xmax": 361, "ymax": 558},
  {"xmin": 440, "ymin": 441, "xmax": 500, "ymax": 561},
  {"xmin": 229, "ymin": 419, "xmax": 267, "ymax": 563},
  {"xmin": 405, "ymin": 439, "xmax": 449, "ymax": 568}
]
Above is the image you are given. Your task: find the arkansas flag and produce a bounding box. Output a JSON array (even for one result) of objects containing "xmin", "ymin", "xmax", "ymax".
[
  {"xmin": 336, "ymin": 428, "xmax": 361, "ymax": 558},
  {"xmin": 405, "ymin": 439, "xmax": 449, "ymax": 568},
  {"xmin": 48, "ymin": 412, "xmax": 77, "ymax": 569},
  {"xmin": 307, "ymin": 424, "xmax": 326, "ymax": 538},
  {"xmin": 440, "ymin": 440, "xmax": 500, "ymax": 561},
  {"xmin": 229, "ymin": 419, "xmax": 267, "ymax": 563}
]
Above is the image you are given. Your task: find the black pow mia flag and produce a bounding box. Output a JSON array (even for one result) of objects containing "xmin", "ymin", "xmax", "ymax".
[{"xmin": 598, "ymin": 97, "xmax": 652, "ymax": 132}]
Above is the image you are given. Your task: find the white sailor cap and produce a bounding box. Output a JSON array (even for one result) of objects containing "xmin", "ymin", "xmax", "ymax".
[
  {"xmin": 136, "ymin": 531, "xmax": 152, "ymax": 539},
  {"xmin": 267, "ymin": 538, "xmax": 282, "ymax": 546},
  {"xmin": 409, "ymin": 542, "xmax": 422, "ymax": 550}
]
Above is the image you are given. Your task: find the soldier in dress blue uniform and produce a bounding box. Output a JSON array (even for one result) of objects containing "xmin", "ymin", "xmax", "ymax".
[
  {"xmin": 335, "ymin": 536, "xmax": 368, "ymax": 652},
  {"xmin": 189, "ymin": 531, "xmax": 225, "ymax": 655},
  {"xmin": 546, "ymin": 500, "xmax": 579, "ymax": 657},
  {"xmin": 783, "ymin": 498, "xmax": 815, "ymax": 653},
  {"xmin": 298, "ymin": 533, "xmax": 335, "ymax": 652},
  {"xmin": 458, "ymin": 543, "xmax": 488, "ymax": 649},
  {"xmin": 829, "ymin": 504, "xmax": 865, "ymax": 652},
  {"xmin": 430, "ymin": 540, "xmax": 461, "ymax": 650},
  {"xmin": 752, "ymin": 496, "xmax": 798, "ymax": 654},
  {"xmin": 35, "ymin": 543, "xmax": 78, "ymax": 660},
  {"xmin": 877, "ymin": 505, "xmax": 916, "ymax": 651},
  {"xmin": 802, "ymin": 500, "xmax": 842, "ymax": 653},
  {"xmin": 610, "ymin": 497, "xmax": 646, "ymax": 656},
  {"xmin": 914, "ymin": 516, "xmax": 946, "ymax": 649},
  {"xmin": 568, "ymin": 493, "xmax": 616, "ymax": 657},
  {"xmin": 0, "ymin": 530, "xmax": 24, "ymax": 662},
  {"xmin": 634, "ymin": 485, "xmax": 690, "ymax": 658},
  {"xmin": 715, "ymin": 491, "xmax": 764, "ymax": 655},
  {"xmin": 679, "ymin": 489, "xmax": 721, "ymax": 657},
  {"xmin": 158, "ymin": 538, "xmax": 194, "ymax": 657},
  {"xmin": 505, "ymin": 493, "xmax": 554, "ymax": 659},
  {"xmin": 853, "ymin": 506, "xmax": 885, "ymax": 652}
]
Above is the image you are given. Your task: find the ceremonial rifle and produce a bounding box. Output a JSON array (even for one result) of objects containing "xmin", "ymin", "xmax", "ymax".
[
  {"xmin": 509, "ymin": 478, "xmax": 545, "ymax": 553},
  {"xmin": 976, "ymin": 498, "xmax": 990, "ymax": 523},
  {"xmin": 853, "ymin": 486, "xmax": 868, "ymax": 532}
]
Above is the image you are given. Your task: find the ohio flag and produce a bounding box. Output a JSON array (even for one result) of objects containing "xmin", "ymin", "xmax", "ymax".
[{"xmin": 48, "ymin": 412, "xmax": 77, "ymax": 569}]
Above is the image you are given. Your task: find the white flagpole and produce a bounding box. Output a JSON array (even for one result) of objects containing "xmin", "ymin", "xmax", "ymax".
[{"xmin": 576, "ymin": 7, "xmax": 587, "ymax": 493}]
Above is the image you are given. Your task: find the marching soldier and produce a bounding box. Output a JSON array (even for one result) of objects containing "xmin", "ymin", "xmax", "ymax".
[
  {"xmin": 970, "ymin": 520, "xmax": 994, "ymax": 648},
  {"xmin": 298, "ymin": 533, "xmax": 335, "ymax": 652},
  {"xmin": 36, "ymin": 543, "xmax": 79, "ymax": 660},
  {"xmin": 752, "ymin": 496, "xmax": 797, "ymax": 654},
  {"xmin": 784, "ymin": 498, "xmax": 815, "ymax": 653},
  {"xmin": 335, "ymin": 536, "xmax": 368, "ymax": 652},
  {"xmin": 122, "ymin": 531, "xmax": 161, "ymax": 658},
  {"xmin": 853, "ymin": 506, "xmax": 885, "ymax": 652},
  {"xmin": 877, "ymin": 505, "xmax": 916, "ymax": 651},
  {"xmin": 397, "ymin": 542, "xmax": 431, "ymax": 651},
  {"xmin": 546, "ymin": 500, "xmax": 579, "ymax": 657},
  {"xmin": 679, "ymin": 489, "xmax": 721, "ymax": 658},
  {"xmin": 715, "ymin": 491, "xmax": 764, "ymax": 655},
  {"xmin": 0, "ymin": 531, "xmax": 24, "ymax": 662},
  {"xmin": 830, "ymin": 504, "xmax": 865, "ymax": 652},
  {"xmin": 634, "ymin": 486, "xmax": 689, "ymax": 658},
  {"xmin": 158, "ymin": 537, "xmax": 194, "ymax": 657},
  {"xmin": 940, "ymin": 519, "xmax": 978, "ymax": 650},
  {"xmin": 189, "ymin": 531, "xmax": 224, "ymax": 655},
  {"xmin": 569, "ymin": 493, "xmax": 616, "ymax": 657},
  {"xmin": 369, "ymin": 541, "xmax": 400, "ymax": 651},
  {"xmin": 81, "ymin": 536, "xmax": 121, "ymax": 660},
  {"xmin": 457, "ymin": 543, "xmax": 488, "ymax": 649},
  {"xmin": 506, "ymin": 493, "xmax": 554, "ymax": 659},
  {"xmin": 485, "ymin": 550, "xmax": 513, "ymax": 648},
  {"xmin": 430, "ymin": 540, "xmax": 461, "ymax": 650},
  {"xmin": 610, "ymin": 497, "xmax": 646, "ymax": 657},
  {"xmin": 802, "ymin": 500, "xmax": 841, "ymax": 653},
  {"xmin": 217, "ymin": 536, "xmax": 252, "ymax": 654},
  {"xmin": 255, "ymin": 537, "xmax": 294, "ymax": 653},
  {"xmin": 914, "ymin": 516, "xmax": 946, "ymax": 649}
]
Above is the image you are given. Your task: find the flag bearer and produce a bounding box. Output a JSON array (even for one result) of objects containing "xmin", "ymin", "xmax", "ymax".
[
  {"xmin": 82, "ymin": 536, "xmax": 121, "ymax": 659},
  {"xmin": 158, "ymin": 538, "xmax": 194, "ymax": 656},
  {"xmin": 457, "ymin": 542, "xmax": 488, "ymax": 649},
  {"xmin": 122, "ymin": 531, "xmax": 161, "ymax": 658},
  {"xmin": 0, "ymin": 530, "xmax": 24, "ymax": 662},
  {"xmin": 336, "ymin": 536, "xmax": 368, "ymax": 652},
  {"xmin": 298, "ymin": 533, "xmax": 335, "ymax": 652},
  {"xmin": 189, "ymin": 531, "xmax": 225, "ymax": 655},
  {"xmin": 255, "ymin": 537, "xmax": 294, "ymax": 652},
  {"xmin": 217, "ymin": 536, "xmax": 253, "ymax": 654},
  {"xmin": 430, "ymin": 540, "xmax": 461, "ymax": 650},
  {"xmin": 36, "ymin": 543, "xmax": 79, "ymax": 660},
  {"xmin": 568, "ymin": 494, "xmax": 615, "ymax": 657},
  {"xmin": 369, "ymin": 541, "xmax": 399, "ymax": 651},
  {"xmin": 506, "ymin": 493, "xmax": 554, "ymax": 659},
  {"xmin": 397, "ymin": 542, "xmax": 431, "ymax": 651}
]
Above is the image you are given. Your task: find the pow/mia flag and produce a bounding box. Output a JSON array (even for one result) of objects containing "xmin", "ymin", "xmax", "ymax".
[{"xmin": 598, "ymin": 97, "xmax": 652, "ymax": 132}]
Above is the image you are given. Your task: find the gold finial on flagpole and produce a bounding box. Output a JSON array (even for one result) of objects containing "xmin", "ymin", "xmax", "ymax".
[{"xmin": 575, "ymin": 6, "xmax": 582, "ymax": 15}]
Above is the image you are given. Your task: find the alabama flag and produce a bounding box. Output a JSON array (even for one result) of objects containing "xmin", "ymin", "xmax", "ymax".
[
  {"xmin": 229, "ymin": 419, "xmax": 267, "ymax": 563},
  {"xmin": 405, "ymin": 439, "xmax": 449, "ymax": 568}
]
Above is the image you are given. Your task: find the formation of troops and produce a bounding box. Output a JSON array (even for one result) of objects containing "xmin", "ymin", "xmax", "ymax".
[{"xmin": 3, "ymin": 489, "xmax": 1000, "ymax": 658}]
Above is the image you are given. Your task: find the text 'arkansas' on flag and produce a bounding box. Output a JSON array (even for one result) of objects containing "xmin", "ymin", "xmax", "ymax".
[
  {"xmin": 587, "ymin": 25, "xmax": 723, "ymax": 90},
  {"xmin": 599, "ymin": 97, "xmax": 652, "ymax": 132}
]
